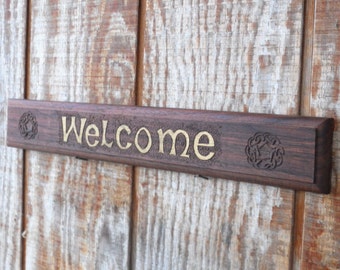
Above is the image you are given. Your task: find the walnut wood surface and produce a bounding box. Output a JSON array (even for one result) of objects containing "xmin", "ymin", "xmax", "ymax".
[
  {"xmin": 7, "ymin": 99, "xmax": 334, "ymax": 193},
  {"xmin": 0, "ymin": 0, "xmax": 26, "ymax": 269}
]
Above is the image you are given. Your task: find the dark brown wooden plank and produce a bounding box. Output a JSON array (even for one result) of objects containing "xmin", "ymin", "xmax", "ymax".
[{"xmin": 7, "ymin": 99, "xmax": 334, "ymax": 193}]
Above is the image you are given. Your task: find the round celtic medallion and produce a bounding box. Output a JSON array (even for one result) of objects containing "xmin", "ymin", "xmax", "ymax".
[
  {"xmin": 18, "ymin": 111, "xmax": 38, "ymax": 140},
  {"xmin": 245, "ymin": 132, "xmax": 284, "ymax": 170}
]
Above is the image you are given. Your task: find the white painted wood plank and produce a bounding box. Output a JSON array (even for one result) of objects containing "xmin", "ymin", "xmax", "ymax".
[
  {"xmin": 25, "ymin": 1, "xmax": 138, "ymax": 268},
  {"xmin": 0, "ymin": 0, "xmax": 26, "ymax": 269},
  {"xmin": 134, "ymin": 0, "xmax": 304, "ymax": 269}
]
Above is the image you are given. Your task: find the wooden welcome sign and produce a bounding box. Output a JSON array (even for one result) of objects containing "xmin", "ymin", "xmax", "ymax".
[{"xmin": 7, "ymin": 99, "xmax": 334, "ymax": 193}]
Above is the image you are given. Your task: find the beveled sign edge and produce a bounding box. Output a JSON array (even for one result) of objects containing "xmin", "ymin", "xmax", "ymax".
[{"xmin": 6, "ymin": 99, "xmax": 335, "ymax": 194}]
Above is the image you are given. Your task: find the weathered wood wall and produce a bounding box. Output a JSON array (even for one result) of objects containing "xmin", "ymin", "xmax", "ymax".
[
  {"xmin": 24, "ymin": 1, "xmax": 138, "ymax": 268},
  {"xmin": 0, "ymin": 0, "xmax": 339, "ymax": 269},
  {"xmin": 295, "ymin": 0, "xmax": 340, "ymax": 269},
  {"xmin": 0, "ymin": 0, "xmax": 26, "ymax": 269},
  {"xmin": 134, "ymin": 0, "xmax": 302, "ymax": 269}
]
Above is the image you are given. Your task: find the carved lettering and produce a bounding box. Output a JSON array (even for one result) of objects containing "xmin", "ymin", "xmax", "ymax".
[
  {"xmin": 85, "ymin": 124, "xmax": 99, "ymax": 147},
  {"xmin": 62, "ymin": 116, "xmax": 86, "ymax": 143},
  {"xmin": 116, "ymin": 124, "xmax": 132, "ymax": 150},
  {"xmin": 101, "ymin": 120, "xmax": 113, "ymax": 147},
  {"xmin": 135, "ymin": 127, "xmax": 152, "ymax": 154},
  {"xmin": 60, "ymin": 115, "xmax": 217, "ymax": 162},
  {"xmin": 194, "ymin": 131, "xmax": 215, "ymax": 160},
  {"xmin": 157, "ymin": 129, "xmax": 190, "ymax": 158}
]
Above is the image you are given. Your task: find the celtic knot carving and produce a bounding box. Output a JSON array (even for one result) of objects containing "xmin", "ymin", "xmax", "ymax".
[
  {"xmin": 18, "ymin": 111, "xmax": 38, "ymax": 140},
  {"xmin": 245, "ymin": 132, "xmax": 284, "ymax": 170}
]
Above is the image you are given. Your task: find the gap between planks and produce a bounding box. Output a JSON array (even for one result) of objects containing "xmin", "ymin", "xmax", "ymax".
[
  {"xmin": 129, "ymin": 0, "xmax": 147, "ymax": 269},
  {"xmin": 22, "ymin": 0, "xmax": 32, "ymax": 269},
  {"xmin": 292, "ymin": 0, "xmax": 316, "ymax": 269}
]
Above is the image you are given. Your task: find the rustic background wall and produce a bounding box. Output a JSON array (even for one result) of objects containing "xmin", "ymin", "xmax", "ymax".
[{"xmin": 0, "ymin": 0, "xmax": 339, "ymax": 269}]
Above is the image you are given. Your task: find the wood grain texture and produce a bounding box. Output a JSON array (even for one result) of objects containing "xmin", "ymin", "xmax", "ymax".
[
  {"xmin": 25, "ymin": 0, "xmax": 138, "ymax": 268},
  {"xmin": 297, "ymin": 0, "xmax": 340, "ymax": 268},
  {"xmin": 134, "ymin": 0, "xmax": 304, "ymax": 269},
  {"xmin": 0, "ymin": 0, "xmax": 26, "ymax": 269},
  {"xmin": 7, "ymin": 99, "xmax": 334, "ymax": 193}
]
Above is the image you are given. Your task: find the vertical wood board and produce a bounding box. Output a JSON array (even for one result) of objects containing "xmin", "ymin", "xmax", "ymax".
[
  {"xmin": 25, "ymin": 1, "xmax": 138, "ymax": 268},
  {"xmin": 134, "ymin": 0, "xmax": 304, "ymax": 269},
  {"xmin": 0, "ymin": 0, "xmax": 26, "ymax": 269},
  {"xmin": 298, "ymin": 0, "xmax": 340, "ymax": 268}
]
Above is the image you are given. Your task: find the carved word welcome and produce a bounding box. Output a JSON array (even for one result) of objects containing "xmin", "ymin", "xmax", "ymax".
[
  {"xmin": 7, "ymin": 99, "xmax": 334, "ymax": 193},
  {"xmin": 61, "ymin": 115, "xmax": 216, "ymax": 161}
]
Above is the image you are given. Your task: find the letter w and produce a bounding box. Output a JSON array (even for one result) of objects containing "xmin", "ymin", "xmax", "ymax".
[{"xmin": 61, "ymin": 116, "xmax": 86, "ymax": 144}]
